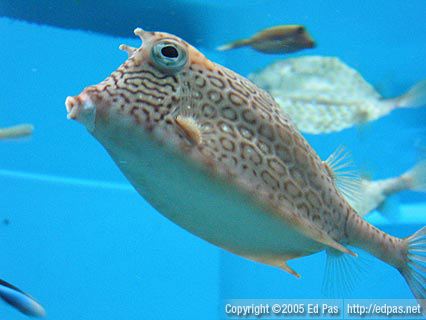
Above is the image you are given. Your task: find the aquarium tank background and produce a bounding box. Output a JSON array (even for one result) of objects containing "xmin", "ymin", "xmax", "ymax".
[{"xmin": 0, "ymin": 0, "xmax": 425, "ymax": 319}]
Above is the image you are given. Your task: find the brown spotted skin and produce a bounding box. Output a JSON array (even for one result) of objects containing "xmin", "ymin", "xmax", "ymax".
[
  {"xmin": 85, "ymin": 36, "xmax": 350, "ymax": 241},
  {"xmin": 68, "ymin": 29, "xmax": 407, "ymax": 273}
]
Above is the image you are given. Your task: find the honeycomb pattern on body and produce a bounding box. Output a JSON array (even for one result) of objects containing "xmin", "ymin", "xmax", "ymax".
[{"xmin": 84, "ymin": 32, "xmax": 360, "ymax": 243}]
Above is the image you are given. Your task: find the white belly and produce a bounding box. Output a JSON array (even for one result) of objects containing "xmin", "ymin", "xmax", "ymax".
[{"xmin": 93, "ymin": 123, "xmax": 323, "ymax": 267}]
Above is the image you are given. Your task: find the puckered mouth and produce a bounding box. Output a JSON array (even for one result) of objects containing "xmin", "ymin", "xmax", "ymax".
[
  {"xmin": 65, "ymin": 95, "xmax": 80, "ymax": 120},
  {"xmin": 65, "ymin": 93, "xmax": 96, "ymax": 132}
]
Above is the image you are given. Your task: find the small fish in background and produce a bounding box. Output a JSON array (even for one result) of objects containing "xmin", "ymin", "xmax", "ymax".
[
  {"xmin": 324, "ymin": 150, "xmax": 426, "ymax": 219},
  {"xmin": 0, "ymin": 124, "xmax": 34, "ymax": 140},
  {"xmin": 217, "ymin": 25, "xmax": 316, "ymax": 54},
  {"xmin": 0, "ymin": 124, "xmax": 43, "ymax": 316},
  {"xmin": 249, "ymin": 56, "xmax": 426, "ymax": 134},
  {"xmin": 354, "ymin": 161, "xmax": 426, "ymax": 218},
  {"xmin": 0, "ymin": 279, "xmax": 45, "ymax": 317}
]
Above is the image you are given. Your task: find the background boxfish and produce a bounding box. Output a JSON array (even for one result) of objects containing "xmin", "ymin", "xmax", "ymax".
[{"xmin": 249, "ymin": 56, "xmax": 426, "ymax": 134}]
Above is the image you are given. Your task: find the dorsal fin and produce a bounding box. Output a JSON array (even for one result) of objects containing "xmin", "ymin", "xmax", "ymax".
[{"xmin": 323, "ymin": 146, "xmax": 362, "ymax": 210}]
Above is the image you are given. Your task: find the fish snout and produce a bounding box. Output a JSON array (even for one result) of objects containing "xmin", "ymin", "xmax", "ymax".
[{"xmin": 65, "ymin": 92, "xmax": 96, "ymax": 132}]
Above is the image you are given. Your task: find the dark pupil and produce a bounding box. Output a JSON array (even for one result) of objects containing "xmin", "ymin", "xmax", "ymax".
[{"xmin": 161, "ymin": 45, "xmax": 179, "ymax": 58}]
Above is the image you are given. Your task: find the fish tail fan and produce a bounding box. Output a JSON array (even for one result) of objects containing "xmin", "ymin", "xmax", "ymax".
[
  {"xmin": 0, "ymin": 279, "xmax": 46, "ymax": 317},
  {"xmin": 395, "ymin": 80, "xmax": 426, "ymax": 108},
  {"xmin": 402, "ymin": 160, "xmax": 426, "ymax": 192},
  {"xmin": 399, "ymin": 226, "xmax": 426, "ymax": 309},
  {"xmin": 217, "ymin": 39, "xmax": 250, "ymax": 51}
]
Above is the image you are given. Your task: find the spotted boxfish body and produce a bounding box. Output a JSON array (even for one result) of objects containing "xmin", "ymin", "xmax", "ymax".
[{"xmin": 66, "ymin": 29, "xmax": 425, "ymax": 302}]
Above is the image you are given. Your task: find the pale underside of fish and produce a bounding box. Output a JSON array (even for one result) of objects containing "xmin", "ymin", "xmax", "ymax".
[
  {"xmin": 65, "ymin": 29, "xmax": 425, "ymax": 304},
  {"xmin": 249, "ymin": 56, "xmax": 426, "ymax": 134}
]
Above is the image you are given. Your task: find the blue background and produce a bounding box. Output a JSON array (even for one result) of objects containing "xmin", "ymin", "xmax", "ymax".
[{"xmin": 0, "ymin": 1, "xmax": 425, "ymax": 319}]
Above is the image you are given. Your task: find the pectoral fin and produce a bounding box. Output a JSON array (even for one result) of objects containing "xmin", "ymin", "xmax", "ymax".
[{"xmin": 175, "ymin": 115, "xmax": 203, "ymax": 145}]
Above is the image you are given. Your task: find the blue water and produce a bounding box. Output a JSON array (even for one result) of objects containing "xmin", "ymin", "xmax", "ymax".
[{"xmin": 0, "ymin": 1, "xmax": 425, "ymax": 319}]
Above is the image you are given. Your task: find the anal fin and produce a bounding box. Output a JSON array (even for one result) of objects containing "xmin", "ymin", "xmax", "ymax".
[{"xmin": 322, "ymin": 248, "xmax": 367, "ymax": 298}]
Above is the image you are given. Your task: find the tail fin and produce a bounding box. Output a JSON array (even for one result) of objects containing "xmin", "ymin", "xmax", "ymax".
[
  {"xmin": 399, "ymin": 226, "xmax": 426, "ymax": 309},
  {"xmin": 402, "ymin": 160, "xmax": 426, "ymax": 192},
  {"xmin": 395, "ymin": 80, "xmax": 426, "ymax": 108},
  {"xmin": 217, "ymin": 38, "xmax": 250, "ymax": 51},
  {"xmin": 0, "ymin": 279, "xmax": 45, "ymax": 317}
]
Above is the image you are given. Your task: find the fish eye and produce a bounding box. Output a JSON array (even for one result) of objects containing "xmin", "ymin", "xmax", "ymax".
[
  {"xmin": 297, "ymin": 26, "xmax": 305, "ymax": 33},
  {"xmin": 161, "ymin": 45, "xmax": 178, "ymax": 58},
  {"xmin": 151, "ymin": 40, "xmax": 187, "ymax": 74}
]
